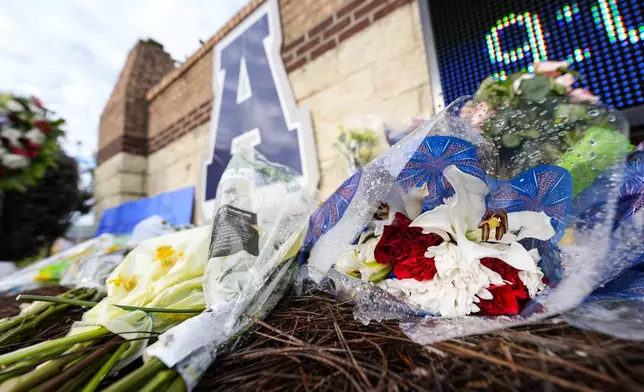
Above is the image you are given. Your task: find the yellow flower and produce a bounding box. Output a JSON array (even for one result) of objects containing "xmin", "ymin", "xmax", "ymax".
[
  {"xmin": 153, "ymin": 245, "xmax": 180, "ymax": 275},
  {"xmin": 109, "ymin": 274, "xmax": 138, "ymax": 291},
  {"xmin": 106, "ymin": 245, "xmax": 120, "ymax": 254},
  {"xmin": 34, "ymin": 272, "xmax": 53, "ymax": 282},
  {"xmin": 155, "ymin": 245, "xmax": 175, "ymax": 260}
]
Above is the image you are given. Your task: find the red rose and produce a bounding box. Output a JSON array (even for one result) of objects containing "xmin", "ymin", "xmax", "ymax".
[
  {"xmin": 477, "ymin": 257, "xmax": 529, "ymax": 316},
  {"xmin": 393, "ymin": 254, "xmax": 438, "ymax": 281},
  {"xmin": 374, "ymin": 212, "xmax": 442, "ymax": 265},
  {"xmin": 33, "ymin": 120, "xmax": 51, "ymax": 134},
  {"xmin": 10, "ymin": 147, "xmax": 29, "ymax": 157},
  {"xmin": 30, "ymin": 96, "xmax": 43, "ymax": 109}
]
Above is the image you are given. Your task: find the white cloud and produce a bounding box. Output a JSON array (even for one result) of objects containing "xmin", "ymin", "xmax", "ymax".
[{"xmin": 0, "ymin": 0, "xmax": 247, "ymax": 159}]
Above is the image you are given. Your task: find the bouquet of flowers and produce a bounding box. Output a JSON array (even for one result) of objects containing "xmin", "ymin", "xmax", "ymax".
[
  {"xmin": 335, "ymin": 125, "xmax": 378, "ymax": 174},
  {"xmin": 0, "ymin": 225, "xmax": 211, "ymax": 392},
  {"xmin": 303, "ymin": 87, "xmax": 630, "ymax": 343},
  {"xmin": 92, "ymin": 149, "xmax": 316, "ymax": 391},
  {"xmin": 0, "ymin": 93, "xmax": 64, "ymax": 192},
  {"xmin": 462, "ymin": 60, "xmax": 632, "ymax": 195}
]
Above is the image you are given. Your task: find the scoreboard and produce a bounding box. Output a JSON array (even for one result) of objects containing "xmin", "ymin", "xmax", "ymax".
[{"xmin": 424, "ymin": 0, "xmax": 644, "ymax": 123}]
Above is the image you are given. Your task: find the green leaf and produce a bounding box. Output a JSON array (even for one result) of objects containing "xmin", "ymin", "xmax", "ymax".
[
  {"xmin": 558, "ymin": 126, "xmax": 631, "ymax": 195},
  {"xmin": 519, "ymin": 76, "xmax": 551, "ymax": 101}
]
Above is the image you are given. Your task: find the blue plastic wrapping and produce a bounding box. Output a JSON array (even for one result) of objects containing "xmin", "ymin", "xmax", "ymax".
[{"xmin": 96, "ymin": 186, "xmax": 194, "ymax": 236}]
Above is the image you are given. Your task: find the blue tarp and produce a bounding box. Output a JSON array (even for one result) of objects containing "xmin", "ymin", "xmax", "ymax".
[{"xmin": 95, "ymin": 186, "xmax": 195, "ymax": 236}]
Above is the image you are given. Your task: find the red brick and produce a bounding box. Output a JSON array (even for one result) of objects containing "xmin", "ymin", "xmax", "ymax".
[
  {"xmin": 323, "ymin": 17, "xmax": 350, "ymax": 40},
  {"xmin": 309, "ymin": 15, "xmax": 334, "ymax": 37},
  {"xmin": 336, "ymin": 0, "xmax": 364, "ymax": 18},
  {"xmin": 296, "ymin": 35, "xmax": 320, "ymax": 56},
  {"xmin": 282, "ymin": 35, "xmax": 305, "ymax": 52},
  {"xmin": 310, "ymin": 39, "xmax": 337, "ymax": 61},
  {"xmin": 373, "ymin": 0, "xmax": 408, "ymax": 21},
  {"xmin": 286, "ymin": 57, "xmax": 307, "ymax": 73},
  {"xmin": 354, "ymin": 0, "xmax": 388, "ymax": 21},
  {"xmin": 338, "ymin": 17, "xmax": 371, "ymax": 42}
]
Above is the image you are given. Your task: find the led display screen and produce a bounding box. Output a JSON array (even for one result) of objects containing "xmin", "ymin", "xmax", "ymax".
[{"xmin": 429, "ymin": 0, "xmax": 644, "ymax": 110}]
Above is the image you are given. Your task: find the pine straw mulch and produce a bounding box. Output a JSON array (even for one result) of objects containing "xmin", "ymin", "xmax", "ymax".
[{"xmin": 1, "ymin": 288, "xmax": 643, "ymax": 391}]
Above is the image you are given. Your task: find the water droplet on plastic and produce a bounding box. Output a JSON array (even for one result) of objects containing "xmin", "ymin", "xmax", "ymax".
[
  {"xmin": 588, "ymin": 109, "xmax": 599, "ymax": 117},
  {"xmin": 589, "ymin": 139, "xmax": 596, "ymax": 146},
  {"xmin": 589, "ymin": 152, "xmax": 596, "ymax": 159}
]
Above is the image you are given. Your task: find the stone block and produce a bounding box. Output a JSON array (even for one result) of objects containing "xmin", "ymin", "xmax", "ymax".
[
  {"xmin": 335, "ymin": 4, "xmax": 417, "ymax": 77},
  {"xmin": 372, "ymin": 43, "xmax": 429, "ymax": 101}
]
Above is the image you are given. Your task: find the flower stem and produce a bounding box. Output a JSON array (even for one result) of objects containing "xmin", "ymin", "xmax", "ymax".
[
  {"xmin": 0, "ymin": 289, "xmax": 99, "ymax": 347},
  {"xmin": 0, "ymin": 342, "xmax": 93, "ymax": 392},
  {"xmin": 139, "ymin": 369, "xmax": 174, "ymax": 392},
  {"xmin": 163, "ymin": 374, "xmax": 186, "ymax": 392},
  {"xmin": 0, "ymin": 289, "xmax": 87, "ymax": 335},
  {"xmin": 0, "ymin": 345, "xmax": 68, "ymax": 383},
  {"xmin": 56, "ymin": 355, "xmax": 109, "ymax": 392},
  {"xmin": 16, "ymin": 295, "xmax": 96, "ymax": 308},
  {"xmin": 101, "ymin": 357, "xmax": 167, "ymax": 392},
  {"xmin": 114, "ymin": 305, "xmax": 204, "ymax": 314},
  {"xmin": 35, "ymin": 336, "xmax": 119, "ymax": 392},
  {"xmin": 0, "ymin": 327, "xmax": 108, "ymax": 367},
  {"xmin": 16, "ymin": 296, "xmax": 204, "ymax": 314},
  {"xmin": 79, "ymin": 341, "xmax": 130, "ymax": 392}
]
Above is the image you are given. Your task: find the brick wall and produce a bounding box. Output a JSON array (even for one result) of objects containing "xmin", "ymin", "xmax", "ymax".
[
  {"xmin": 279, "ymin": 0, "xmax": 351, "ymax": 42},
  {"xmin": 97, "ymin": 40, "xmax": 174, "ymax": 164},
  {"xmin": 147, "ymin": 51, "xmax": 213, "ymax": 143},
  {"xmin": 282, "ymin": 0, "xmax": 413, "ymax": 73},
  {"xmin": 142, "ymin": 0, "xmax": 416, "ymax": 157},
  {"xmin": 97, "ymin": 0, "xmax": 431, "ymax": 223}
]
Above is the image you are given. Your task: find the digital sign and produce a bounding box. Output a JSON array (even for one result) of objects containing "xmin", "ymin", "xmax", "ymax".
[{"xmin": 428, "ymin": 0, "xmax": 644, "ymax": 110}]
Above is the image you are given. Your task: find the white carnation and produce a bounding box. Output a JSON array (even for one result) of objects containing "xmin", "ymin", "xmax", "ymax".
[
  {"xmin": 1, "ymin": 128, "xmax": 22, "ymax": 147},
  {"xmin": 5, "ymin": 100, "xmax": 23, "ymax": 112},
  {"xmin": 2, "ymin": 154, "xmax": 30, "ymax": 169},
  {"xmin": 518, "ymin": 249, "xmax": 546, "ymax": 297},
  {"xmin": 24, "ymin": 128, "xmax": 45, "ymax": 146}
]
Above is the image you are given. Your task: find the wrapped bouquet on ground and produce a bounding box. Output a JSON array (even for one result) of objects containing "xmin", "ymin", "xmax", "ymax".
[
  {"xmin": 303, "ymin": 63, "xmax": 633, "ymax": 343},
  {"xmin": 107, "ymin": 149, "xmax": 316, "ymax": 391},
  {"xmin": 0, "ymin": 223, "xmax": 211, "ymax": 392},
  {"xmin": 0, "ymin": 215, "xmax": 185, "ymax": 349}
]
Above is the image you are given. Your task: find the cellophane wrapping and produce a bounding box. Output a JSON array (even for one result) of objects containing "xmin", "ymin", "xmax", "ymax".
[
  {"xmin": 304, "ymin": 95, "xmax": 635, "ymax": 344},
  {"xmin": 563, "ymin": 142, "xmax": 644, "ymax": 339},
  {"xmin": 145, "ymin": 149, "xmax": 316, "ymax": 390}
]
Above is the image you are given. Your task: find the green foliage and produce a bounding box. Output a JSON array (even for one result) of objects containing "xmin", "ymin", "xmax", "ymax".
[
  {"xmin": 0, "ymin": 93, "xmax": 66, "ymax": 192},
  {"xmin": 559, "ymin": 127, "xmax": 632, "ymax": 195}
]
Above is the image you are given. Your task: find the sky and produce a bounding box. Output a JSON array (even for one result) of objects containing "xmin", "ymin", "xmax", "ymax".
[{"xmin": 0, "ymin": 0, "xmax": 248, "ymax": 160}]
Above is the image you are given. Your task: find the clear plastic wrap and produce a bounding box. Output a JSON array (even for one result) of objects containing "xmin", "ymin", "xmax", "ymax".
[
  {"xmin": 304, "ymin": 96, "xmax": 632, "ymax": 344},
  {"xmin": 563, "ymin": 143, "xmax": 644, "ymax": 339},
  {"xmin": 145, "ymin": 149, "xmax": 316, "ymax": 390},
  {"xmin": 60, "ymin": 215, "xmax": 177, "ymax": 292},
  {"xmin": 0, "ymin": 234, "xmax": 116, "ymax": 295}
]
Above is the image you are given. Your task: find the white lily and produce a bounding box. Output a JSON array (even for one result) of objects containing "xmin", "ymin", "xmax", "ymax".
[
  {"xmin": 410, "ymin": 165, "xmax": 554, "ymax": 274},
  {"xmin": 335, "ymin": 237, "xmax": 391, "ymax": 282}
]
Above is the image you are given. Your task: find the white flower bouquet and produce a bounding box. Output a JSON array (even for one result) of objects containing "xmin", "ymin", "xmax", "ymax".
[
  {"xmin": 107, "ymin": 149, "xmax": 316, "ymax": 391},
  {"xmin": 303, "ymin": 88, "xmax": 631, "ymax": 344}
]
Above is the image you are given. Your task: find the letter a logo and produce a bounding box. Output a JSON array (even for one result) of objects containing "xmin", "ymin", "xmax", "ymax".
[{"xmin": 202, "ymin": 0, "xmax": 318, "ymax": 219}]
